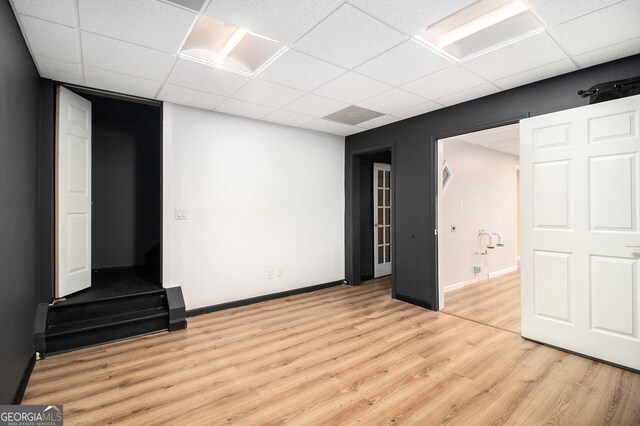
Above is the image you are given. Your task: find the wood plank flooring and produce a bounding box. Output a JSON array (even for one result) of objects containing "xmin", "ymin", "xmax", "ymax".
[
  {"xmin": 443, "ymin": 271, "xmax": 521, "ymax": 333},
  {"xmin": 24, "ymin": 276, "xmax": 640, "ymax": 425}
]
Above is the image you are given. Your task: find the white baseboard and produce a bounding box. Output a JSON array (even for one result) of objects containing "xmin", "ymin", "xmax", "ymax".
[
  {"xmin": 488, "ymin": 265, "xmax": 519, "ymax": 279},
  {"xmin": 444, "ymin": 278, "xmax": 478, "ymax": 293}
]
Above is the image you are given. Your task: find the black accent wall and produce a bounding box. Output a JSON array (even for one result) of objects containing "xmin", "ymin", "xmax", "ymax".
[
  {"xmin": 0, "ymin": 1, "xmax": 40, "ymax": 404},
  {"xmin": 85, "ymin": 94, "xmax": 162, "ymax": 273},
  {"xmin": 345, "ymin": 54, "xmax": 640, "ymax": 310}
]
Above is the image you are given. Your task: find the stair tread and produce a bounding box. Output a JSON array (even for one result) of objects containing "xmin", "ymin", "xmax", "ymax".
[
  {"xmin": 51, "ymin": 288, "xmax": 165, "ymax": 309},
  {"xmin": 47, "ymin": 306, "xmax": 168, "ymax": 336}
]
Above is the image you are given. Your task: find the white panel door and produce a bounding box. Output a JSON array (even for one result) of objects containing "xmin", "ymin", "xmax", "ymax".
[
  {"xmin": 520, "ymin": 95, "xmax": 640, "ymax": 370},
  {"xmin": 373, "ymin": 163, "xmax": 392, "ymax": 277},
  {"xmin": 57, "ymin": 86, "xmax": 92, "ymax": 297}
]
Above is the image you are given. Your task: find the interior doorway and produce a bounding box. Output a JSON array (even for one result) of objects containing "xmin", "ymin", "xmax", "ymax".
[
  {"xmin": 437, "ymin": 123, "xmax": 521, "ymax": 333},
  {"xmin": 357, "ymin": 150, "xmax": 392, "ymax": 282},
  {"xmin": 55, "ymin": 85, "xmax": 163, "ymax": 301},
  {"xmin": 373, "ymin": 162, "xmax": 392, "ymax": 278}
]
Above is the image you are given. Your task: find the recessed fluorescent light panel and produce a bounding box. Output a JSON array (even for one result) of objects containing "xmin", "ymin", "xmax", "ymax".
[
  {"xmin": 180, "ymin": 15, "xmax": 288, "ymax": 76},
  {"xmin": 415, "ymin": 0, "xmax": 543, "ymax": 61},
  {"xmin": 323, "ymin": 106, "xmax": 384, "ymax": 126}
]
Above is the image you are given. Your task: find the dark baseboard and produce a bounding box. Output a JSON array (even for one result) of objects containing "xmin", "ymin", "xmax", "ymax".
[
  {"xmin": 165, "ymin": 287, "xmax": 187, "ymax": 331},
  {"xmin": 34, "ymin": 303, "xmax": 48, "ymax": 356},
  {"xmin": 187, "ymin": 279, "xmax": 346, "ymax": 317},
  {"xmin": 395, "ymin": 292, "xmax": 433, "ymax": 311},
  {"xmin": 12, "ymin": 354, "xmax": 36, "ymax": 405}
]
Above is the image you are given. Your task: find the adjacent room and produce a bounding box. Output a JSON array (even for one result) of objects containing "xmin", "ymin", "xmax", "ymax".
[
  {"xmin": 1, "ymin": 0, "xmax": 640, "ymax": 424},
  {"xmin": 438, "ymin": 124, "xmax": 521, "ymax": 333}
]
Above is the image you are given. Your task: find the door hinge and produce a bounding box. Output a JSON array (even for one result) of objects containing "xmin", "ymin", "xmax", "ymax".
[{"xmin": 434, "ymin": 229, "xmax": 438, "ymax": 235}]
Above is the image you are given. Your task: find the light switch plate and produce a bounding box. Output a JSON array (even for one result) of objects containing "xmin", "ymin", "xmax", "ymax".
[{"xmin": 175, "ymin": 208, "xmax": 188, "ymax": 220}]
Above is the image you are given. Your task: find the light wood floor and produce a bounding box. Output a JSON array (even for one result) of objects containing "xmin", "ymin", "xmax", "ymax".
[
  {"xmin": 24, "ymin": 277, "xmax": 640, "ymax": 425},
  {"xmin": 443, "ymin": 271, "xmax": 521, "ymax": 334}
]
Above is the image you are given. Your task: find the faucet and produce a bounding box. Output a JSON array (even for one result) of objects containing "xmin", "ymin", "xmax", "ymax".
[{"xmin": 478, "ymin": 229, "xmax": 504, "ymax": 249}]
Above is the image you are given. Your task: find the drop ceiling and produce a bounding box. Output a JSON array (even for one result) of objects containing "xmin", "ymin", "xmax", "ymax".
[
  {"xmin": 9, "ymin": 0, "xmax": 640, "ymax": 137},
  {"xmin": 444, "ymin": 123, "xmax": 520, "ymax": 156}
]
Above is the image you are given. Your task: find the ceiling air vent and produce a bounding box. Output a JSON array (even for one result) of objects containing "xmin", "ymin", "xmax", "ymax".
[
  {"xmin": 162, "ymin": 0, "xmax": 206, "ymax": 13},
  {"xmin": 323, "ymin": 106, "xmax": 384, "ymax": 126}
]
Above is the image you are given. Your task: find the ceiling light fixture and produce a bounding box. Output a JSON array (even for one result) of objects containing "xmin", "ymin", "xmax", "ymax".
[
  {"xmin": 180, "ymin": 15, "xmax": 287, "ymax": 76},
  {"xmin": 415, "ymin": 0, "xmax": 543, "ymax": 62},
  {"xmin": 217, "ymin": 28, "xmax": 248, "ymax": 62}
]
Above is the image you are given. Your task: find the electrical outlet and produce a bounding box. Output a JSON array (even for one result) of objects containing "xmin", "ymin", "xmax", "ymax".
[
  {"xmin": 267, "ymin": 270, "xmax": 274, "ymax": 280},
  {"xmin": 474, "ymin": 266, "xmax": 481, "ymax": 274},
  {"xmin": 175, "ymin": 208, "xmax": 188, "ymax": 220}
]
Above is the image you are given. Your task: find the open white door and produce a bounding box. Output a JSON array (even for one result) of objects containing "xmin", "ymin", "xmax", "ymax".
[
  {"xmin": 373, "ymin": 163, "xmax": 392, "ymax": 277},
  {"xmin": 521, "ymin": 95, "xmax": 640, "ymax": 370},
  {"xmin": 56, "ymin": 86, "xmax": 92, "ymax": 297}
]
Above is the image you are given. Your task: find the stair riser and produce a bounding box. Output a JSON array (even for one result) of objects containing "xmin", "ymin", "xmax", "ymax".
[
  {"xmin": 49, "ymin": 294, "xmax": 165, "ymax": 324},
  {"xmin": 46, "ymin": 315, "xmax": 168, "ymax": 354}
]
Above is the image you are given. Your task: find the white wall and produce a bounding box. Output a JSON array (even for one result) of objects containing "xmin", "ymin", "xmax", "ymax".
[
  {"xmin": 439, "ymin": 139, "xmax": 518, "ymax": 293},
  {"xmin": 163, "ymin": 104, "xmax": 345, "ymax": 310}
]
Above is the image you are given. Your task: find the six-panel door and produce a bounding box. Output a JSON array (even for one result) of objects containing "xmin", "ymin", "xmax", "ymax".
[{"xmin": 520, "ymin": 95, "xmax": 640, "ymax": 370}]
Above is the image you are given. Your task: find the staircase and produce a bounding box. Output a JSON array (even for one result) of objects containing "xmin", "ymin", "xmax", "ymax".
[{"xmin": 44, "ymin": 286, "xmax": 170, "ymax": 355}]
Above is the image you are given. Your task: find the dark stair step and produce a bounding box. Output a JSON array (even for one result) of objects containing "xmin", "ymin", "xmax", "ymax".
[
  {"xmin": 46, "ymin": 307, "xmax": 168, "ymax": 354},
  {"xmin": 48, "ymin": 290, "xmax": 165, "ymax": 325}
]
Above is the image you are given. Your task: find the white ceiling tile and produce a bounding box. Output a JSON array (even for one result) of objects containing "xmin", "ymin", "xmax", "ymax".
[
  {"xmin": 81, "ymin": 32, "xmax": 176, "ymax": 82},
  {"xmin": 84, "ymin": 66, "xmax": 162, "ymax": 98},
  {"xmin": 78, "ymin": 0, "xmax": 196, "ymax": 53},
  {"xmin": 294, "ymin": 4, "xmax": 407, "ymax": 69},
  {"xmin": 12, "ymin": 0, "xmax": 76, "ymax": 26},
  {"xmin": 357, "ymin": 114, "xmax": 402, "ymax": 130},
  {"xmin": 231, "ymin": 79, "xmax": 305, "ymax": 108},
  {"xmin": 158, "ymin": 84, "xmax": 225, "ymax": 110},
  {"xmin": 355, "ymin": 40, "xmax": 453, "ymax": 86},
  {"xmin": 313, "ymin": 72, "xmax": 392, "ymax": 104},
  {"xmin": 573, "ymin": 37, "xmax": 640, "ymax": 68},
  {"xmin": 348, "ymin": 0, "xmax": 476, "ymax": 35},
  {"xmin": 205, "ymin": 0, "xmax": 343, "ymax": 45},
  {"xmin": 393, "ymin": 100, "xmax": 443, "ymax": 119},
  {"xmin": 461, "ymin": 32, "xmax": 568, "ymax": 81},
  {"xmin": 262, "ymin": 110, "xmax": 313, "ymax": 127},
  {"xmin": 302, "ymin": 118, "xmax": 360, "ymax": 136},
  {"xmin": 494, "ymin": 58, "xmax": 578, "ymax": 90},
  {"xmin": 216, "ymin": 98, "xmax": 275, "ymax": 120},
  {"xmin": 258, "ymin": 50, "xmax": 345, "ymax": 92},
  {"xmin": 526, "ymin": 0, "xmax": 622, "ymax": 26},
  {"xmin": 166, "ymin": 58, "xmax": 249, "ymax": 97},
  {"xmin": 33, "ymin": 55, "xmax": 83, "ymax": 83},
  {"xmin": 282, "ymin": 94, "xmax": 348, "ymax": 118},
  {"xmin": 401, "ymin": 65, "xmax": 486, "ymax": 100},
  {"xmin": 436, "ymin": 83, "xmax": 500, "ymax": 107},
  {"xmin": 549, "ymin": 0, "xmax": 640, "ymax": 56},
  {"xmin": 18, "ymin": 15, "xmax": 80, "ymax": 63},
  {"xmin": 356, "ymin": 88, "xmax": 426, "ymax": 115}
]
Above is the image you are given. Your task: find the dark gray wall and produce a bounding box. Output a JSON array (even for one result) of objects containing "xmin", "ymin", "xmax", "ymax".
[
  {"xmin": 345, "ymin": 54, "xmax": 640, "ymax": 310},
  {"xmin": 0, "ymin": 1, "xmax": 40, "ymax": 404},
  {"xmin": 38, "ymin": 80, "xmax": 55, "ymax": 302},
  {"xmin": 87, "ymin": 94, "xmax": 161, "ymax": 270},
  {"xmin": 359, "ymin": 150, "xmax": 391, "ymax": 279}
]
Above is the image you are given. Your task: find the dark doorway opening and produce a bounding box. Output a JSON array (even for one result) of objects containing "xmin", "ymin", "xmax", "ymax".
[{"xmin": 62, "ymin": 89, "xmax": 163, "ymax": 302}]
